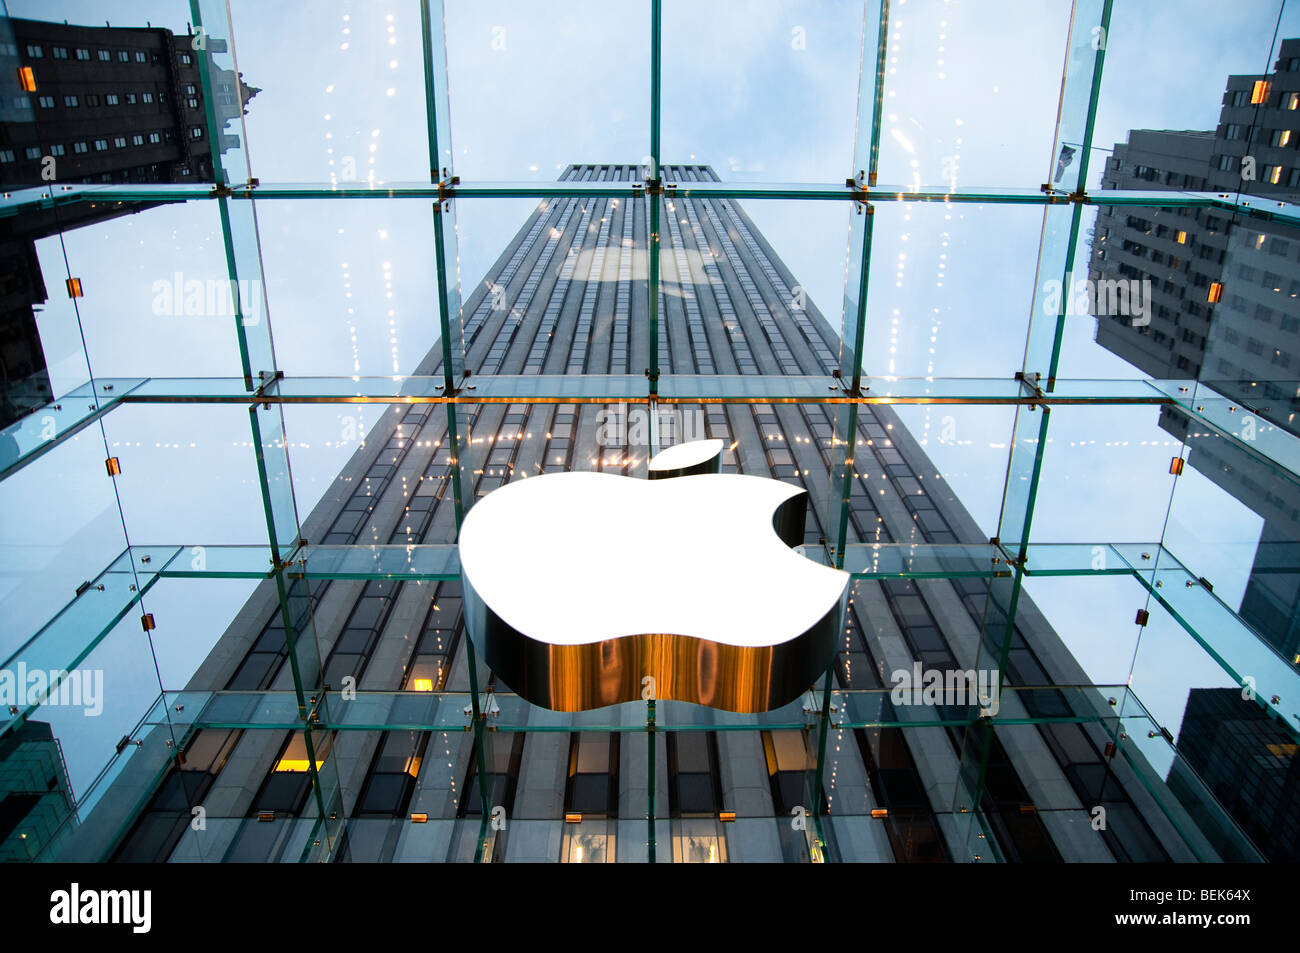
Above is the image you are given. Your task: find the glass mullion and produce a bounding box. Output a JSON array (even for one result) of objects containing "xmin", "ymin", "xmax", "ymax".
[
  {"xmin": 852, "ymin": 0, "xmax": 890, "ymax": 187},
  {"xmin": 422, "ymin": 0, "xmax": 466, "ymax": 390},
  {"xmin": 1048, "ymin": 0, "xmax": 1114, "ymax": 196},
  {"xmin": 187, "ymin": 0, "xmax": 254, "ymax": 188}
]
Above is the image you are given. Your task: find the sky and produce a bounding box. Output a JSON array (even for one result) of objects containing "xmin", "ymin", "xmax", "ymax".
[{"xmin": 4, "ymin": 0, "xmax": 1298, "ymax": 794}]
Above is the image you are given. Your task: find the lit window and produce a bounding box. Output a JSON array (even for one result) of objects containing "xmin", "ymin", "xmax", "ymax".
[
  {"xmin": 1252, "ymin": 80, "xmax": 1272, "ymax": 104},
  {"xmin": 1288, "ymin": 92, "xmax": 1300, "ymax": 111},
  {"xmin": 1175, "ymin": 230, "xmax": 1187, "ymax": 244}
]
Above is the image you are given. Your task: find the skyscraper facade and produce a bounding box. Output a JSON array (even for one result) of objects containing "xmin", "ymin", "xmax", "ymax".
[{"xmin": 88, "ymin": 164, "xmax": 1213, "ymax": 864}]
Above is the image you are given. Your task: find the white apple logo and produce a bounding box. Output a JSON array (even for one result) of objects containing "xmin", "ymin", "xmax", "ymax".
[{"xmin": 458, "ymin": 440, "xmax": 849, "ymax": 712}]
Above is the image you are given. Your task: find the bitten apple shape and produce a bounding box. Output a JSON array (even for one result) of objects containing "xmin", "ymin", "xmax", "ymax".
[{"xmin": 458, "ymin": 444, "xmax": 849, "ymax": 713}]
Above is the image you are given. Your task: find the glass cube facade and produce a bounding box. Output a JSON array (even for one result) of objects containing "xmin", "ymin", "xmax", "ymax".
[{"xmin": 1, "ymin": 0, "xmax": 1298, "ymax": 864}]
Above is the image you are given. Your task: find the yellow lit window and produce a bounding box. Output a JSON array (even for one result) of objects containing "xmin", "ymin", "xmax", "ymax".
[
  {"xmin": 1281, "ymin": 129, "xmax": 1293, "ymax": 146},
  {"xmin": 1288, "ymin": 92, "xmax": 1300, "ymax": 111},
  {"xmin": 17, "ymin": 66, "xmax": 36, "ymax": 92},
  {"xmin": 274, "ymin": 734, "xmax": 330, "ymax": 772},
  {"xmin": 1208, "ymin": 282, "xmax": 1224, "ymax": 303},
  {"xmin": 1174, "ymin": 230, "xmax": 1187, "ymax": 244},
  {"xmin": 1252, "ymin": 80, "xmax": 1271, "ymax": 104}
]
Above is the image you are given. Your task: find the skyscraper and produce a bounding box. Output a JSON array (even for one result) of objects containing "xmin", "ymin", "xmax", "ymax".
[{"xmin": 72, "ymin": 163, "xmax": 1218, "ymax": 864}]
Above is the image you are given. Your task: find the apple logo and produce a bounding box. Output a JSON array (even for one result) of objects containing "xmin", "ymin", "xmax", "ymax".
[{"xmin": 458, "ymin": 440, "xmax": 850, "ymax": 712}]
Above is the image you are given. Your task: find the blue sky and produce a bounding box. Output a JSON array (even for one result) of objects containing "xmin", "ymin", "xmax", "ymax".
[{"xmin": 4, "ymin": 0, "xmax": 1298, "ymax": 793}]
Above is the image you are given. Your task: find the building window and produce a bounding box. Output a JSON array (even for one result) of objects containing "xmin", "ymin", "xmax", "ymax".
[
  {"xmin": 1289, "ymin": 168, "xmax": 1300, "ymax": 188},
  {"xmin": 1253, "ymin": 80, "xmax": 1272, "ymax": 104},
  {"xmin": 63, "ymin": 95, "xmax": 78, "ymax": 107},
  {"xmin": 184, "ymin": 84, "xmax": 197, "ymax": 95},
  {"xmin": 1272, "ymin": 128, "xmax": 1293, "ymax": 147},
  {"xmin": 148, "ymin": 132, "xmax": 161, "ymax": 144},
  {"xmin": 190, "ymin": 127, "xmax": 204, "ymax": 140},
  {"xmin": 1288, "ymin": 92, "xmax": 1300, "ymax": 111},
  {"xmin": 93, "ymin": 139, "xmax": 109, "ymax": 151},
  {"xmin": 1231, "ymin": 89, "xmax": 1250, "ymax": 107},
  {"xmin": 1225, "ymin": 123, "xmax": 1245, "ymax": 140},
  {"xmin": 179, "ymin": 52, "xmax": 193, "ymax": 65},
  {"xmin": 24, "ymin": 44, "xmax": 43, "ymax": 59},
  {"xmin": 124, "ymin": 92, "xmax": 137, "ymax": 104},
  {"xmin": 72, "ymin": 141, "xmax": 88, "ymax": 154},
  {"xmin": 117, "ymin": 50, "xmax": 129, "ymax": 62},
  {"xmin": 0, "ymin": 150, "xmax": 14, "ymax": 163},
  {"xmin": 1217, "ymin": 154, "xmax": 1235, "ymax": 171},
  {"xmin": 97, "ymin": 49, "xmax": 111, "ymax": 61},
  {"xmin": 52, "ymin": 46, "xmax": 69, "ymax": 59},
  {"xmin": 560, "ymin": 733, "xmax": 619, "ymax": 863},
  {"xmin": 134, "ymin": 51, "xmax": 147, "ymax": 63},
  {"xmin": 131, "ymin": 134, "xmax": 144, "ymax": 146},
  {"xmin": 186, "ymin": 97, "xmax": 199, "ymax": 109},
  {"xmin": 49, "ymin": 144, "xmax": 65, "ymax": 157},
  {"xmin": 1265, "ymin": 164, "xmax": 1284, "ymax": 184},
  {"xmin": 113, "ymin": 136, "xmax": 127, "ymax": 149},
  {"xmin": 85, "ymin": 94, "xmax": 100, "ymax": 106},
  {"xmin": 105, "ymin": 93, "xmax": 119, "ymax": 106},
  {"xmin": 75, "ymin": 48, "xmax": 90, "ymax": 60},
  {"xmin": 38, "ymin": 95, "xmax": 54, "ymax": 108},
  {"xmin": 141, "ymin": 91, "xmax": 154, "ymax": 104}
]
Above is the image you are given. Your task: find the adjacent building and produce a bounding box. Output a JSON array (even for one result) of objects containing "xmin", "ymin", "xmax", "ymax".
[
  {"xmin": 0, "ymin": 15, "xmax": 257, "ymax": 428},
  {"xmin": 1089, "ymin": 41, "xmax": 1300, "ymax": 859}
]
